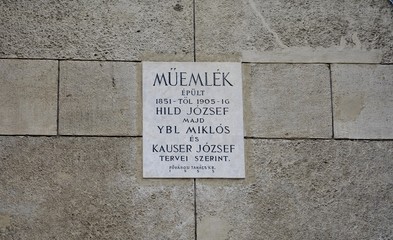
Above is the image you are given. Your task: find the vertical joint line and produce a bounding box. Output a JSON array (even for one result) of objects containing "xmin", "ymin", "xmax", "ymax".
[
  {"xmin": 194, "ymin": 178, "xmax": 197, "ymax": 240},
  {"xmin": 193, "ymin": 0, "xmax": 196, "ymax": 62},
  {"xmin": 57, "ymin": 60, "xmax": 61, "ymax": 136},
  {"xmin": 328, "ymin": 64, "xmax": 335, "ymax": 139}
]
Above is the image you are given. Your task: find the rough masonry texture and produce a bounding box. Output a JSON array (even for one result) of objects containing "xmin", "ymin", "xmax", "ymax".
[
  {"xmin": 197, "ymin": 139, "xmax": 393, "ymax": 240},
  {"xmin": 0, "ymin": 137, "xmax": 194, "ymax": 239},
  {"xmin": 0, "ymin": 0, "xmax": 392, "ymax": 239},
  {"xmin": 196, "ymin": 0, "xmax": 393, "ymax": 63},
  {"xmin": 0, "ymin": 0, "xmax": 194, "ymax": 61}
]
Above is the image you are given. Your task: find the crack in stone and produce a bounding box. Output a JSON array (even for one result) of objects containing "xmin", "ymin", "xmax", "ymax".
[{"xmin": 246, "ymin": 0, "xmax": 288, "ymax": 49}]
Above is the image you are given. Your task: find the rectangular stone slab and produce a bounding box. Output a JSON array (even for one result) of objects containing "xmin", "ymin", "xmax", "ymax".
[
  {"xmin": 332, "ymin": 64, "xmax": 393, "ymax": 139},
  {"xmin": 196, "ymin": 139, "xmax": 393, "ymax": 240},
  {"xmin": 196, "ymin": 0, "xmax": 393, "ymax": 63},
  {"xmin": 0, "ymin": 59, "xmax": 57, "ymax": 135},
  {"xmin": 0, "ymin": 137, "xmax": 194, "ymax": 239},
  {"xmin": 244, "ymin": 64, "xmax": 332, "ymax": 138},
  {"xmin": 59, "ymin": 61, "xmax": 141, "ymax": 136}
]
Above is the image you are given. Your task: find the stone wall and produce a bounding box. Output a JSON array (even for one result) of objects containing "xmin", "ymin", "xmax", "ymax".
[{"xmin": 1, "ymin": 1, "xmax": 392, "ymax": 239}]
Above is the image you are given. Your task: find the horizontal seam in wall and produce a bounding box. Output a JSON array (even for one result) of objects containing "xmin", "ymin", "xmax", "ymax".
[
  {"xmin": 242, "ymin": 62, "xmax": 389, "ymax": 65},
  {"xmin": 245, "ymin": 136, "xmax": 393, "ymax": 141},
  {"xmin": 2, "ymin": 57, "xmax": 392, "ymax": 65},
  {"xmin": 0, "ymin": 134, "xmax": 142, "ymax": 138},
  {"xmin": 0, "ymin": 57, "xmax": 142, "ymax": 63},
  {"xmin": 0, "ymin": 135, "xmax": 392, "ymax": 141}
]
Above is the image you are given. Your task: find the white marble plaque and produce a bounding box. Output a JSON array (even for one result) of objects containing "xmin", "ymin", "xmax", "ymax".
[{"xmin": 143, "ymin": 62, "xmax": 245, "ymax": 178}]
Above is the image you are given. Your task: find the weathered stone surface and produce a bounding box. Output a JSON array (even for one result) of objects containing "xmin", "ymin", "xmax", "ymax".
[
  {"xmin": 196, "ymin": 0, "xmax": 393, "ymax": 63},
  {"xmin": 0, "ymin": 1, "xmax": 193, "ymax": 61},
  {"xmin": 0, "ymin": 137, "xmax": 194, "ymax": 239},
  {"xmin": 59, "ymin": 61, "xmax": 141, "ymax": 136},
  {"xmin": 196, "ymin": 139, "xmax": 393, "ymax": 240},
  {"xmin": 0, "ymin": 60, "xmax": 57, "ymax": 135},
  {"xmin": 332, "ymin": 64, "xmax": 393, "ymax": 139},
  {"xmin": 244, "ymin": 64, "xmax": 332, "ymax": 138}
]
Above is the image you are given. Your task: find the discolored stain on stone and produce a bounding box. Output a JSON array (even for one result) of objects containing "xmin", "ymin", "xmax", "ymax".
[
  {"xmin": 0, "ymin": 215, "xmax": 11, "ymax": 232},
  {"xmin": 335, "ymin": 94, "xmax": 365, "ymax": 122},
  {"xmin": 198, "ymin": 216, "xmax": 231, "ymax": 240},
  {"xmin": 174, "ymin": 4, "xmax": 184, "ymax": 11}
]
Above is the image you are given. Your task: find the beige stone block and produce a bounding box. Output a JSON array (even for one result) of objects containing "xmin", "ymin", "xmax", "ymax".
[
  {"xmin": 0, "ymin": 1, "xmax": 193, "ymax": 61},
  {"xmin": 196, "ymin": 139, "xmax": 393, "ymax": 240},
  {"xmin": 244, "ymin": 64, "xmax": 332, "ymax": 138},
  {"xmin": 332, "ymin": 64, "xmax": 393, "ymax": 139},
  {"xmin": 0, "ymin": 59, "xmax": 57, "ymax": 135},
  {"xmin": 0, "ymin": 137, "xmax": 194, "ymax": 239},
  {"xmin": 196, "ymin": 0, "xmax": 393, "ymax": 63},
  {"xmin": 59, "ymin": 61, "xmax": 140, "ymax": 136}
]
